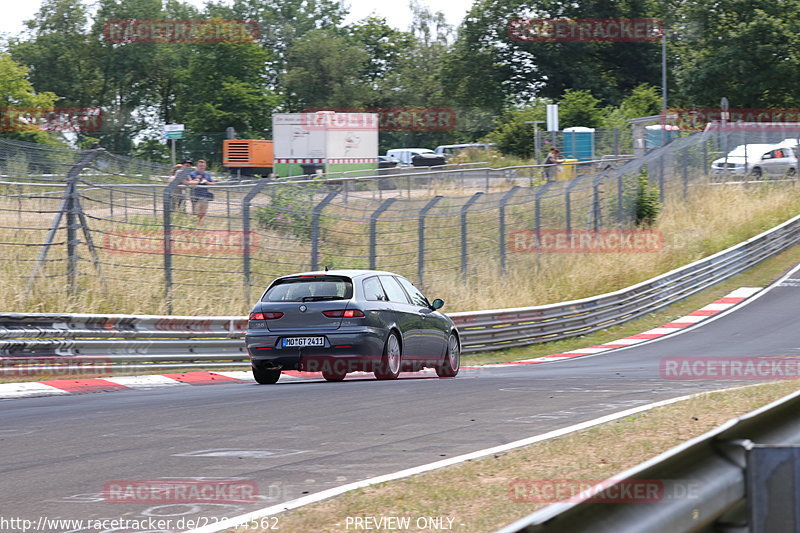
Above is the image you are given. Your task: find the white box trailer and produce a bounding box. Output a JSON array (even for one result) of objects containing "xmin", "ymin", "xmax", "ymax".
[{"xmin": 273, "ymin": 112, "xmax": 379, "ymax": 177}]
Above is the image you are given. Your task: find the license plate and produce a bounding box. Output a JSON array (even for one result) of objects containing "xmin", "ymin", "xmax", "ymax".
[{"xmin": 282, "ymin": 337, "xmax": 325, "ymax": 348}]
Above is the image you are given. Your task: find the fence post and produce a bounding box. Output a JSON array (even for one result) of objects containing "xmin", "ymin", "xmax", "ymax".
[
  {"xmin": 461, "ymin": 192, "xmax": 484, "ymax": 279},
  {"xmin": 534, "ymin": 181, "xmax": 555, "ymax": 242},
  {"xmin": 565, "ymin": 176, "xmax": 585, "ymax": 235},
  {"xmin": 66, "ymin": 171, "xmax": 78, "ymax": 294},
  {"xmin": 592, "ymin": 176, "xmax": 602, "ymax": 231},
  {"xmin": 369, "ymin": 197, "xmax": 397, "ymax": 270},
  {"xmin": 682, "ymin": 147, "xmax": 689, "ymax": 198},
  {"xmin": 499, "ymin": 186, "xmax": 521, "ymax": 273},
  {"xmin": 310, "ymin": 190, "xmax": 339, "ymax": 270},
  {"xmin": 241, "ymin": 179, "xmax": 271, "ymax": 305},
  {"xmin": 27, "ymin": 149, "xmax": 101, "ymax": 295},
  {"xmin": 418, "ymin": 195, "xmax": 443, "ymax": 286},
  {"xmin": 616, "ymin": 173, "xmax": 625, "ymax": 223},
  {"xmin": 162, "ymin": 169, "xmax": 189, "ymax": 315}
]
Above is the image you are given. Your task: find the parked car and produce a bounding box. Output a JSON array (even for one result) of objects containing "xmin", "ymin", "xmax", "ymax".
[
  {"xmin": 377, "ymin": 155, "xmax": 399, "ymax": 169},
  {"xmin": 710, "ymin": 144, "xmax": 776, "ymax": 176},
  {"xmin": 245, "ymin": 270, "xmax": 460, "ymax": 384},
  {"xmin": 434, "ymin": 143, "xmax": 495, "ymax": 158},
  {"xmin": 748, "ymin": 140, "xmax": 800, "ymax": 178},
  {"xmin": 386, "ymin": 148, "xmax": 436, "ymax": 166}
]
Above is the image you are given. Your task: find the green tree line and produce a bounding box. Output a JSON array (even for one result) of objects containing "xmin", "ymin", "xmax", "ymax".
[{"xmin": 1, "ymin": 0, "xmax": 798, "ymax": 160}]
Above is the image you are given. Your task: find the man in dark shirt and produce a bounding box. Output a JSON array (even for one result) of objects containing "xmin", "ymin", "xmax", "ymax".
[{"xmin": 188, "ymin": 159, "xmax": 216, "ymax": 222}]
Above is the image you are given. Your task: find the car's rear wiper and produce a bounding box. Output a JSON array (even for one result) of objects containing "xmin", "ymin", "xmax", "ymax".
[{"xmin": 301, "ymin": 296, "xmax": 343, "ymax": 301}]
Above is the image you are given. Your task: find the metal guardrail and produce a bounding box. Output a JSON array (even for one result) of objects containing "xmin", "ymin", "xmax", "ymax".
[
  {"xmin": 496, "ymin": 388, "xmax": 800, "ymax": 533},
  {"xmin": 1, "ymin": 211, "xmax": 800, "ymax": 374}
]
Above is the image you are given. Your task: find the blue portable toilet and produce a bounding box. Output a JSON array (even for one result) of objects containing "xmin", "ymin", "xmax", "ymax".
[
  {"xmin": 562, "ymin": 127, "xmax": 595, "ymax": 161},
  {"xmin": 645, "ymin": 124, "xmax": 680, "ymax": 150}
]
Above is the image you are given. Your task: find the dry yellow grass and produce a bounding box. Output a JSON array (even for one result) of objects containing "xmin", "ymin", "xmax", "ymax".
[{"xmin": 1, "ymin": 180, "xmax": 798, "ymax": 315}]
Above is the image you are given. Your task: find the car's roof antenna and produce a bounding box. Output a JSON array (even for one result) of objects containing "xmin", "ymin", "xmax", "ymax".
[{"xmin": 324, "ymin": 265, "xmax": 329, "ymax": 271}]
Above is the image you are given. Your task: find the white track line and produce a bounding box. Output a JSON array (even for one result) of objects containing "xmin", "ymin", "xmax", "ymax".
[{"xmin": 185, "ymin": 390, "xmax": 730, "ymax": 533}]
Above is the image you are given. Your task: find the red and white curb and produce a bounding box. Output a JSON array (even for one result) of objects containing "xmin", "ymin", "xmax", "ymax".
[
  {"xmin": 0, "ymin": 287, "xmax": 761, "ymax": 400},
  {"xmin": 460, "ymin": 287, "xmax": 762, "ymax": 368}
]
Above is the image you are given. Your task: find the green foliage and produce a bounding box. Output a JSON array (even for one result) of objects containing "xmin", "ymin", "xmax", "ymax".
[
  {"xmin": 282, "ymin": 29, "xmax": 371, "ymax": 110},
  {"xmin": 485, "ymin": 104, "xmax": 547, "ymax": 159},
  {"xmin": 671, "ymin": 1, "xmax": 800, "ymax": 107},
  {"xmin": 604, "ymin": 84, "xmax": 662, "ymax": 127},
  {"xmin": 634, "ymin": 170, "xmax": 661, "ymax": 227},
  {"xmin": 558, "ymin": 89, "xmax": 605, "ymax": 129},
  {"xmin": 254, "ymin": 185, "xmax": 317, "ymax": 240}
]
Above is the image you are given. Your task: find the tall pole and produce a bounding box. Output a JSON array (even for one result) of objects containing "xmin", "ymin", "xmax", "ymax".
[{"xmin": 661, "ymin": 29, "xmax": 667, "ymax": 115}]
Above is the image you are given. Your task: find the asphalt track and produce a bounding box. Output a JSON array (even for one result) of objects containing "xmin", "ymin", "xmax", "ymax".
[{"xmin": 2, "ymin": 267, "xmax": 800, "ymax": 532}]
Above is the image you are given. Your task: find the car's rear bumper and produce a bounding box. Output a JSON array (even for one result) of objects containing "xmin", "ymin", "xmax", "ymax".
[{"xmin": 245, "ymin": 327, "xmax": 386, "ymax": 372}]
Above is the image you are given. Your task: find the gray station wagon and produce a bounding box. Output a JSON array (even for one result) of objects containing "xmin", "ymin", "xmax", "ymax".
[{"xmin": 245, "ymin": 270, "xmax": 460, "ymax": 384}]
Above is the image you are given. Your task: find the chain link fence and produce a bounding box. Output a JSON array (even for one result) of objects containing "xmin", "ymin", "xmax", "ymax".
[{"xmin": 2, "ymin": 128, "xmax": 798, "ymax": 314}]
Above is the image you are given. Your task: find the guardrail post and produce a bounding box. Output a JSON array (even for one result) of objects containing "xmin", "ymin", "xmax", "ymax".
[
  {"xmin": 418, "ymin": 195, "xmax": 443, "ymax": 286},
  {"xmin": 369, "ymin": 197, "xmax": 397, "ymax": 270},
  {"xmin": 747, "ymin": 445, "xmax": 800, "ymax": 533},
  {"xmin": 311, "ymin": 190, "xmax": 339, "ymax": 270},
  {"xmin": 241, "ymin": 179, "xmax": 272, "ymax": 305},
  {"xmin": 499, "ymin": 186, "xmax": 521, "ymax": 272},
  {"xmin": 461, "ymin": 192, "xmax": 484, "ymax": 279}
]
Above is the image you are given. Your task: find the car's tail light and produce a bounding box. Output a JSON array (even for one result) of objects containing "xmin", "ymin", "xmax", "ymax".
[
  {"xmin": 322, "ymin": 309, "xmax": 365, "ymax": 318},
  {"xmin": 249, "ymin": 312, "xmax": 283, "ymax": 320}
]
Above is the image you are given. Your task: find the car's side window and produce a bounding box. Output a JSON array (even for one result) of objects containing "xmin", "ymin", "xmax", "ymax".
[
  {"xmin": 363, "ymin": 276, "xmax": 387, "ymax": 301},
  {"xmin": 395, "ymin": 277, "xmax": 430, "ymax": 308},
  {"xmin": 379, "ymin": 276, "xmax": 410, "ymax": 304}
]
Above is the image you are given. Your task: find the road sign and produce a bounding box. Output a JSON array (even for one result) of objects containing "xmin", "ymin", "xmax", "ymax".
[
  {"xmin": 164, "ymin": 131, "xmax": 184, "ymax": 139},
  {"xmin": 164, "ymin": 123, "xmax": 185, "ymax": 132}
]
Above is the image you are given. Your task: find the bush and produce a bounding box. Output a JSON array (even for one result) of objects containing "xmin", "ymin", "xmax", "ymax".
[
  {"xmin": 254, "ymin": 184, "xmax": 315, "ymax": 239},
  {"xmin": 635, "ymin": 170, "xmax": 661, "ymax": 227}
]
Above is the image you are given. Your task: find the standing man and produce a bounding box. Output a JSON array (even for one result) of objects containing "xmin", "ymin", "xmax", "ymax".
[
  {"xmin": 169, "ymin": 160, "xmax": 194, "ymax": 213},
  {"xmin": 544, "ymin": 147, "xmax": 564, "ymax": 181},
  {"xmin": 189, "ymin": 159, "xmax": 216, "ymax": 222}
]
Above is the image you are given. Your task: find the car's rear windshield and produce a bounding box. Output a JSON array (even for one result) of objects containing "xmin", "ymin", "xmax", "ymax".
[{"xmin": 262, "ymin": 276, "xmax": 353, "ymax": 302}]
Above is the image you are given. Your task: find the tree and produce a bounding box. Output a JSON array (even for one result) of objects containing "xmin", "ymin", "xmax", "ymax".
[
  {"xmin": 0, "ymin": 53, "xmax": 61, "ymax": 144},
  {"xmin": 486, "ymin": 104, "xmax": 548, "ymax": 158},
  {"xmin": 670, "ymin": 0, "xmax": 800, "ymax": 107},
  {"xmin": 281, "ymin": 29, "xmax": 370, "ymax": 110},
  {"xmin": 443, "ymin": 0, "xmax": 664, "ymax": 114},
  {"xmin": 558, "ymin": 89, "xmax": 605, "ymax": 129}
]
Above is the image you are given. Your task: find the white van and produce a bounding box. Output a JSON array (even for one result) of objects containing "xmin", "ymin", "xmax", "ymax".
[
  {"xmin": 434, "ymin": 143, "xmax": 495, "ymax": 158},
  {"xmin": 386, "ymin": 148, "xmax": 436, "ymax": 166}
]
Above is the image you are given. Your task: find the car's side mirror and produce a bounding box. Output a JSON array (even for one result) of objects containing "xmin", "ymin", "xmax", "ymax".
[{"xmin": 431, "ymin": 298, "xmax": 445, "ymax": 310}]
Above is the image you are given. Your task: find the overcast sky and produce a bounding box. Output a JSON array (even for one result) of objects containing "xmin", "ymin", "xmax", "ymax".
[{"xmin": 0, "ymin": 0, "xmax": 474, "ymax": 37}]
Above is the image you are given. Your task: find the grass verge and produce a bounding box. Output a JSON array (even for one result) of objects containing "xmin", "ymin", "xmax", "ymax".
[{"xmin": 245, "ymin": 380, "xmax": 800, "ymax": 533}]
